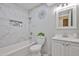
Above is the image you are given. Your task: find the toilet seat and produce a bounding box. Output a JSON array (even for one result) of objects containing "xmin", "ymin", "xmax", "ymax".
[{"xmin": 29, "ymin": 37, "xmax": 45, "ymax": 55}]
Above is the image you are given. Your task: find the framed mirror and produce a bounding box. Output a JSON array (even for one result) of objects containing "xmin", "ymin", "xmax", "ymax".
[{"xmin": 56, "ymin": 5, "xmax": 77, "ymax": 29}]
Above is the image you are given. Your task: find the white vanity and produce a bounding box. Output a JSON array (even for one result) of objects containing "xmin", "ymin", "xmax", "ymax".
[
  {"xmin": 52, "ymin": 4, "xmax": 79, "ymax": 56},
  {"xmin": 52, "ymin": 36, "xmax": 79, "ymax": 56}
]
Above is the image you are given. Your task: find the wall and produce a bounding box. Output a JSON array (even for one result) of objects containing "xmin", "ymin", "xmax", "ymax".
[
  {"xmin": 0, "ymin": 4, "xmax": 29, "ymax": 48},
  {"xmin": 30, "ymin": 4, "xmax": 55, "ymax": 55},
  {"xmin": 51, "ymin": 4, "xmax": 79, "ymax": 36},
  {"xmin": 30, "ymin": 4, "xmax": 79, "ymax": 55},
  {"xmin": 48, "ymin": 4, "xmax": 79, "ymax": 55}
]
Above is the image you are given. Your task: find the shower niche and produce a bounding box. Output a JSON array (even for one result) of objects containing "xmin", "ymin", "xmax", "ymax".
[{"xmin": 56, "ymin": 5, "xmax": 77, "ymax": 29}]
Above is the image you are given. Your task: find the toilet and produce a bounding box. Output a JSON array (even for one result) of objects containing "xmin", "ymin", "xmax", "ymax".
[{"xmin": 29, "ymin": 36, "xmax": 45, "ymax": 56}]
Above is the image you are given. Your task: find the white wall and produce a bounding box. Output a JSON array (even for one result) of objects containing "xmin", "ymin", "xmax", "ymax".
[
  {"xmin": 51, "ymin": 4, "xmax": 79, "ymax": 35},
  {"xmin": 0, "ymin": 4, "xmax": 29, "ymax": 47},
  {"xmin": 48, "ymin": 4, "xmax": 79, "ymax": 55},
  {"xmin": 1, "ymin": 3, "xmax": 78, "ymax": 55},
  {"xmin": 30, "ymin": 4, "xmax": 79, "ymax": 55},
  {"xmin": 30, "ymin": 4, "xmax": 55, "ymax": 55}
]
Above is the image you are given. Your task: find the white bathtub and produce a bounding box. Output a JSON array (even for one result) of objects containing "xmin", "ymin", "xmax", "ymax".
[{"xmin": 0, "ymin": 40, "xmax": 35, "ymax": 56}]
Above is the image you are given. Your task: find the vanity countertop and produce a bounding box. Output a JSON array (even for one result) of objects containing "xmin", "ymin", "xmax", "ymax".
[{"xmin": 52, "ymin": 36, "xmax": 79, "ymax": 43}]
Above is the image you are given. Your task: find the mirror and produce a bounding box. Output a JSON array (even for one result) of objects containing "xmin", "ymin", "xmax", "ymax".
[{"xmin": 56, "ymin": 5, "xmax": 77, "ymax": 29}]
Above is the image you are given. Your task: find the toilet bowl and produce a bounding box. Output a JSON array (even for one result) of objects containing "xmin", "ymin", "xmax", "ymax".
[{"xmin": 29, "ymin": 36, "xmax": 45, "ymax": 56}]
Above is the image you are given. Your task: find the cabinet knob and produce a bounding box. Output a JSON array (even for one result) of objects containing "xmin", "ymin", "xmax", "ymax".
[
  {"xmin": 66, "ymin": 44, "xmax": 69, "ymax": 46},
  {"xmin": 62, "ymin": 43, "xmax": 65, "ymax": 46},
  {"xmin": 62, "ymin": 43, "xmax": 69, "ymax": 46}
]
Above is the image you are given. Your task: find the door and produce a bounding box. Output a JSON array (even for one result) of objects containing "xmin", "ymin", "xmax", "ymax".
[
  {"xmin": 54, "ymin": 40, "xmax": 65, "ymax": 56},
  {"xmin": 69, "ymin": 42, "xmax": 79, "ymax": 56}
]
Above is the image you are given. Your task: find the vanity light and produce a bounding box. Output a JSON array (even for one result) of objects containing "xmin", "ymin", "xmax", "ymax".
[
  {"xmin": 54, "ymin": 3, "xmax": 78, "ymax": 12},
  {"xmin": 55, "ymin": 3, "xmax": 68, "ymax": 12}
]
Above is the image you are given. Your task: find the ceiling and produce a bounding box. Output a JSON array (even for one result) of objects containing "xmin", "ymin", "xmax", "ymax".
[
  {"xmin": 15, "ymin": 3, "xmax": 56, "ymax": 11},
  {"xmin": 0, "ymin": 3, "xmax": 56, "ymax": 11},
  {"xmin": 15, "ymin": 3, "xmax": 41, "ymax": 11}
]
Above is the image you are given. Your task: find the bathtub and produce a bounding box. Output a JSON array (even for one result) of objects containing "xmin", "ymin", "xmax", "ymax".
[{"xmin": 0, "ymin": 40, "xmax": 35, "ymax": 56}]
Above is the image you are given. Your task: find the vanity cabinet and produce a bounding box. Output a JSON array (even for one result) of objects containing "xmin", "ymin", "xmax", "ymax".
[
  {"xmin": 52, "ymin": 39, "xmax": 79, "ymax": 56},
  {"xmin": 53, "ymin": 40, "xmax": 65, "ymax": 56}
]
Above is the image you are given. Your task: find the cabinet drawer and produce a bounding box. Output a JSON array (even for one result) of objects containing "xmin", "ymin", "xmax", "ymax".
[
  {"xmin": 70, "ymin": 42, "xmax": 79, "ymax": 47},
  {"xmin": 54, "ymin": 40, "xmax": 66, "ymax": 44}
]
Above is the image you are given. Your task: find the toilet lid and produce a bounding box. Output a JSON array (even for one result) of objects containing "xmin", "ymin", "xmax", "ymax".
[{"xmin": 30, "ymin": 45, "xmax": 41, "ymax": 51}]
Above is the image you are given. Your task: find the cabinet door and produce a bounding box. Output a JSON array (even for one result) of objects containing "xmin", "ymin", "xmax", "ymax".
[
  {"xmin": 52, "ymin": 40, "xmax": 55, "ymax": 56},
  {"xmin": 54, "ymin": 40, "xmax": 65, "ymax": 56},
  {"xmin": 69, "ymin": 42, "xmax": 79, "ymax": 56}
]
